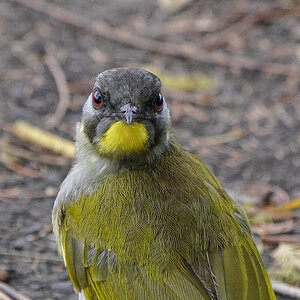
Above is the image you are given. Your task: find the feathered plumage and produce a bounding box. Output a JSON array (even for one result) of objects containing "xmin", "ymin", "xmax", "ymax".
[{"xmin": 53, "ymin": 68, "xmax": 276, "ymax": 300}]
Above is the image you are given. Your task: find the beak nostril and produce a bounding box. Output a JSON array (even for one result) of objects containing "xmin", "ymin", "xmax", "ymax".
[{"xmin": 119, "ymin": 103, "xmax": 138, "ymax": 125}]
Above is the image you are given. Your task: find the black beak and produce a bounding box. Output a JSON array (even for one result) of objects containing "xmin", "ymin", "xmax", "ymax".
[{"xmin": 119, "ymin": 103, "xmax": 137, "ymax": 125}]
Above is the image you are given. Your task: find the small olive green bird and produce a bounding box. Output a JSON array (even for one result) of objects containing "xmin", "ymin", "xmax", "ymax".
[{"xmin": 53, "ymin": 68, "xmax": 276, "ymax": 300}]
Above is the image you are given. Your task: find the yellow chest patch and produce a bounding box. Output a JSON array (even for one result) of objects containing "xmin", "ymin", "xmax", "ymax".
[{"xmin": 97, "ymin": 121, "xmax": 149, "ymax": 157}]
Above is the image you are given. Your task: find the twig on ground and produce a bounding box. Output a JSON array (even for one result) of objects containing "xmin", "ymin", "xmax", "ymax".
[
  {"xmin": 201, "ymin": 3, "xmax": 300, "ymax": 49},
  {"xmin": 262, "ymin": 234, "xmax": 300, "ymax": 245},
  {"xmin": 0, "ymin": 140, "xmax": 69, "ymax": 166},
  {"xmin": 10, "ymin": 0, "xmax": 300, "ymax": 77},
  {"xmin": 272, "ymin": 281, "xmax": 300, "ymax": 299},
  {"xmin": 0, "ymin": 282, "xmax": 32, "ymax": 300},
  {"xmin": 44, "ymin": 45, "xmax": 70, "ymax": 129},
  {"xmin": 13, "ymin": 121, "xmax": 75, "ymax": 159},
  {"xmin": 0, "ymin": 290, "xmax": 12, "ymax": 300},
  {"xmin": 0, "ymin": 159, "xmax": 41, "ymax": 179},
  {"xmin": 0, "ymin": 247, "xmax": 62, "ymax": 263},
  {"xmin": 191, "ymin": 129, "xmax": 244, "ymax": 147},
  {"xmin": 0, "ymin": 188, "xmax": 55, "ymax": 202}
]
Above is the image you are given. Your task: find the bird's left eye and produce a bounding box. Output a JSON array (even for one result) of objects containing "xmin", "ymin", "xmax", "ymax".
[
  {"xmin": 92, "ymin": 89, "xmax": 103, "ymax": 108},
  {"xmin": 156, "ymin": 93, "xmax": 164, "ymax": 110}
]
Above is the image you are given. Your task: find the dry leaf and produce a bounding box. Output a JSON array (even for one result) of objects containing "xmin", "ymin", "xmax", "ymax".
[
  {"xmin": 143, "ymin": 66, "xmax": 215, "ymax": 92},
  {"xmin": 251, "ymin": 220, "xmax": 294, "ymax": 236},
  {"xmin": 277, "ymin": 198, "xmax": 300, "ymax": 211},
  {"xmin": 239, "ymin": 182, "xmax": 290, "ymax": 206},
  {"xmin": 156, "ymin": 0, "xmax": 192, "ymax": 11}
]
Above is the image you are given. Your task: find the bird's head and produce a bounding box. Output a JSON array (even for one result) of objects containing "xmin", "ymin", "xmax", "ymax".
[{"xmin": 79, "ymin": 68, "xmax": 171, "ymax": 163}]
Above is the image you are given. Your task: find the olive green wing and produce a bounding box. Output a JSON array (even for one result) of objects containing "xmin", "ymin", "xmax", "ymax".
[
  {"xmin": 188, "ymin": 158, "xmax": 276, "ymax": 299},
  {"xmin": 55, "ymin": 207, "xmax": 276, "ymax": 300},
  {"xmin": 55, "ymin": 209, "xmax": 217, "ymax": 300},
  {"xmin": 59, "ymin": 215, "xmax": 277, "ymax": 300},
  {"xmin": 207, "ymin": 236, "xmax": 276, "ymax": 300},
  {"xmin": 58, "ymin": 213, "xmax": 95, "ymax": 299}
]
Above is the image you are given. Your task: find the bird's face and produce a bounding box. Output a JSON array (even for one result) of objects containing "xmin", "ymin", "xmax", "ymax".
[{"xmin": 81, "ymin": 68, "xmax": 170, "ymax": 161}]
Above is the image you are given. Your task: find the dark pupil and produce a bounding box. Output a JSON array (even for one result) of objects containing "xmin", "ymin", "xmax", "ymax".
[
  {"xmin": 94, "ymin": 91, "xmax": 102, "ymax": 103},
  {"xmin": 157, "ymin": 94, "xmax": 163, "ymax": 106}
]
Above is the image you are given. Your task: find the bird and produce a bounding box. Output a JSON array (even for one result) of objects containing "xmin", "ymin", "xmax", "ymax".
[{"xmin": 52, "ymin": 67, "xmax": 276, "ymax": 300}]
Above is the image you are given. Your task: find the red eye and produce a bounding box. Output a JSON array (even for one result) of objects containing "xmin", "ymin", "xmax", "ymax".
[
  {"xmin": 92, "ymin": 89, "xmax": 103, "ymax": 108},
  {"xmin": 156, "ymin": 93, "xmax": 164, "ymax": 110}
]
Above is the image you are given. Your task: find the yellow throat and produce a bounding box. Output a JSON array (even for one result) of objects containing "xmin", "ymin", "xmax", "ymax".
[{"xmin": 97, "ymin": 121, "xmax": 149, "ymax": 157}]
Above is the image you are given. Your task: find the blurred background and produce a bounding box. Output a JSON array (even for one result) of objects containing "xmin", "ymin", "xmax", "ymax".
[{"xmin": 0, "ymin": 0, "xmax": 299, "ymax": 299}]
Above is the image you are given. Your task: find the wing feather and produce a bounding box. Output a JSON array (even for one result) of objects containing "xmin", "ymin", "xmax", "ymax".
[
  {"xmin": 241, "ymin": 238, "xmax": 276, "ymax": 299},
  {"xmin": 209, "ymin": 237, "xmax": 276, "ymax": 300},
  {"xmin": 164, "ymin": 274, "xmax": 211, "ymax": 300},
  {"xmin": 61, "ymin": 220, "xmax": 82, "ymax": 291},
  {"xmin": 60, "ymin": 215, "xmax": 276, "ymax": 300}
]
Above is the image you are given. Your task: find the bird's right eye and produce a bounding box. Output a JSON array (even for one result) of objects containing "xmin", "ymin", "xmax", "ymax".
[
  {"xmin": 92, "ymin": 89, "xmax": 103, "ymax": 108},
  {"xmin": 155, "ymin": 93, "xmax": 164, "ymax": 111}
]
